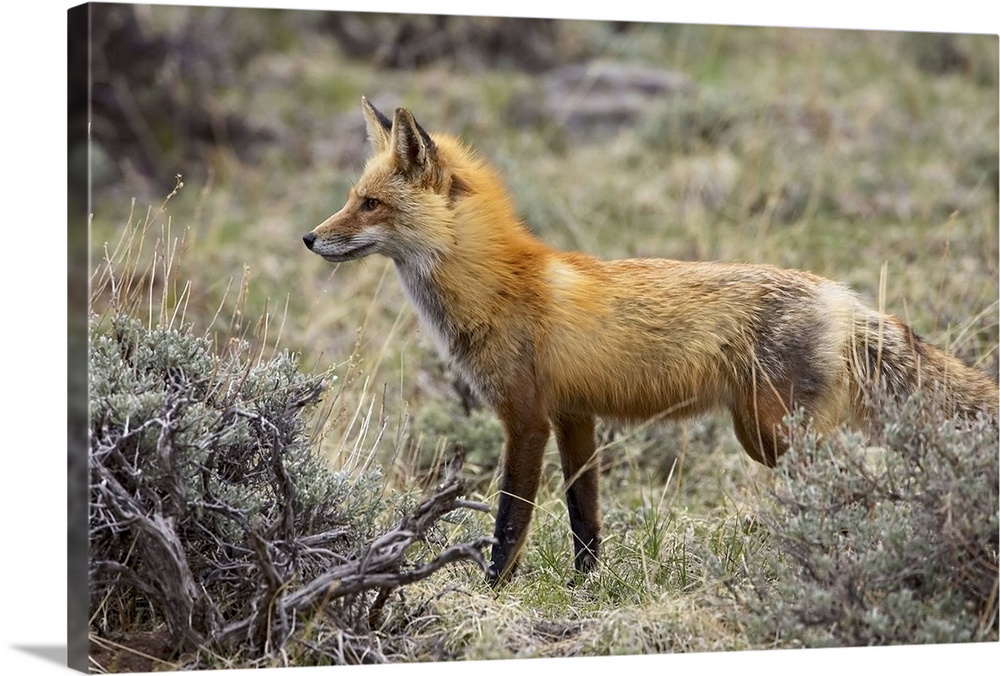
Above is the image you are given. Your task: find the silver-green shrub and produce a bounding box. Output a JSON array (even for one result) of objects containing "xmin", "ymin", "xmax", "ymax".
[
  {"xmin": 734, "ymin": 394, "xmax": 998, "ymax": 647},
  {"xmin": 89, "ymin": 315, "xmax": 488, "ymax": 666}
]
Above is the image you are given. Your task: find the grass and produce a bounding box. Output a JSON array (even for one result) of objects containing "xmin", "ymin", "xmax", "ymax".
[{"xmin": 87, "ymin": 7, "xmax": 998, "ymax": 667}]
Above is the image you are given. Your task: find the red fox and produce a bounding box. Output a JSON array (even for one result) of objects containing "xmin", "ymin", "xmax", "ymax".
[{"xmin": 304, "ymin": 97, "xmax": 999, "ymax": 586}]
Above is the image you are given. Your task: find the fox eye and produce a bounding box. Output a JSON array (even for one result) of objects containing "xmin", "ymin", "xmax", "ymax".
[{"xmin": 360, "ymin": 197, "xmax": 381, "ymax": 212}]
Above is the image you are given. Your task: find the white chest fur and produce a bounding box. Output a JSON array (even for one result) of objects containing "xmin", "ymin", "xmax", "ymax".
[{"xmin": 394, "ymin": 260, "xmax": 455, "ymax": 362}]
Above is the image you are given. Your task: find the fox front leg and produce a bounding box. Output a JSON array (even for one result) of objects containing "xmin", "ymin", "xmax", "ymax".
[
  {"xmin": 487, "ymin": 398, "xmax": 551, "ymax": 587},
  {"xmin": 553, "ymin": 411, "xmax": 601, "ymax": 577}
]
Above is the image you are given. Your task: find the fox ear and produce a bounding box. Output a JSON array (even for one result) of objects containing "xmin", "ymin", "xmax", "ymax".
[
  {"xmin": 391, "ymin": 107, "xmax": 438, "ymax": 178},
  {"xmin": 361, "ymin": 96, "xmax": 392, "ymax": 151}
]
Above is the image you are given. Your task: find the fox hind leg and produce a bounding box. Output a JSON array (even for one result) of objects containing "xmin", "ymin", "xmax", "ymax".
[{"xmin": 730, "ymin": 390, "xmax": 791, "ymax": 468}]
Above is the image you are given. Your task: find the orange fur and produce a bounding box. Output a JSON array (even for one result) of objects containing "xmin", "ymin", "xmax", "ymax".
[{"xmin": 304, "ymin": 98, "xmax": 999, "ymax": 585}]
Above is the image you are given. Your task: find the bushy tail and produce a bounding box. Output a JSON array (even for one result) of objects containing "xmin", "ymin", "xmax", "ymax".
[{"xmin": 848, "ymin": 308, "xmax": 998, "ymax": 425}]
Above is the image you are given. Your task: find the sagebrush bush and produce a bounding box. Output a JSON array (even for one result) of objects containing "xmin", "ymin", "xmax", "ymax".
[
  {"xmin": 90, "ymin": 316, "xmax": 367, "ymax": 641},
  {"xmin": 733, "ymin": 394, "xmax": 999, "ymax": 647},
  {"xmin": 89, "ymin": 314, "xmax": 491, "ymax": 668}
]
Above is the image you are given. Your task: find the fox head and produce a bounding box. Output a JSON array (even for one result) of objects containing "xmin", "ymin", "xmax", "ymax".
[{"xmin": 302, "ymin": 97, "xmax": 460, "ymax": 269}]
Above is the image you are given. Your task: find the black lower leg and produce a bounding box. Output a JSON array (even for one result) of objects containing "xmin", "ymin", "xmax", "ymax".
[
  {"xmin": 566, "ymin": 483, "xmax": 600, "ymax": 573},
  {"xmin": 488, "ymin": 491, "xmax": 524, "ymax": 585}
]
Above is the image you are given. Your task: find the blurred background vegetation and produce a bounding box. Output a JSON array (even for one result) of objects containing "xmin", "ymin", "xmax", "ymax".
[{"xmin": 81, "ymin": 4, "xmax": 999, "ymax": 668}]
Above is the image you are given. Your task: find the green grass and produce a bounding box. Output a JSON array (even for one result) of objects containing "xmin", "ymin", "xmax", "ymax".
[{"xmin": 88, "ymin": 8, "xmax": 998, "ymax": 667}]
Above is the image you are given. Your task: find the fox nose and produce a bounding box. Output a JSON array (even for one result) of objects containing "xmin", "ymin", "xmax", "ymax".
[{"xmin": 302, "ymin": 232, "xmax": 316, "ymax": 250}]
